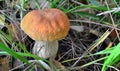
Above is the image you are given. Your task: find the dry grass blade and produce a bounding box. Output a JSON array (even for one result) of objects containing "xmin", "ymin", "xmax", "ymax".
[
  {"xmin": 67, "ymin": 56, "xmax": 108, "ymax": 70},
  {"xmin": 88, "ymin": 29, "xmax": 111, "ymax": 53}
]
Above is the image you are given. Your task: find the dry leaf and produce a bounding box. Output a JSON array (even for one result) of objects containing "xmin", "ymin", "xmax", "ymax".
[
  {"xmin": 9, "ymin": 24, "xmax": 22, "ymax": 41},
  {"xmin": 0, "ymin": 57, "xmax": 9, "ymax": 71},
  {"xmin": 70, "ymin": 26, "xmax": 84, "ymax": 32}
]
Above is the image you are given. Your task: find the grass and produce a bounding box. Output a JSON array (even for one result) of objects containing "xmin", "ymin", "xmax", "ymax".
[{"xmin": 0, "ymin": 0, "xmax": 120, "ymax": 71}]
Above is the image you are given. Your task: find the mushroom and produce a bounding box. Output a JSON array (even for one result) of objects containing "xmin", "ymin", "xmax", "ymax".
[{"xmin": 20, "ymin": 8, "xmax": 70, "ymax": 59}]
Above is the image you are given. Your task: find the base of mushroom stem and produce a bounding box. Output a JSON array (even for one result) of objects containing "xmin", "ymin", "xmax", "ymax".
[{"xmin": 32, "ymin": 40, "xmax": 58, "ymax": 59}]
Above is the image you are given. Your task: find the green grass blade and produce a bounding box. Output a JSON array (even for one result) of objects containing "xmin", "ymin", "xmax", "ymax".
[
  {"xmin": 47, "ymin": 0, "xmax": 59, "ymax": 8},
  {"xmin": 65, "ymin": 5, "xmax": 120, "ymax": 16},
  {"xmin": 89, "ymin": 47, "xmax": 114, "ymax": 56},
  {"xmin": 74, "ymin": 12, "xmax": 101, "ymax": 21},
  {"xmin": 0, "ymin": 51, "xmax": 58, "ymax": 70},
  {"xmin": 88, "ymin": 0, "xmax": 100, "ymax": 6},
  {"xmin": 80, "ymin": 56, "xmax": 108, "ymax": 68},
  {"xmin": 0, "ymin": 42, "xmax": 30, "ymax": 64},
  {"xmin": 67, "ymin": 56, "xmax": 108, "ymax": 70},
  {"xmin": 17, "ymin": 42, "xmax": 29, "ymax": 53},
  {"xmin": 65, "ymin": 5, "xmax": 108, "ymax": 13},
  {"xmin": 34, "ymin": 0, "xmax": 41, "ymax": 9},
  {"xmin": 102, "ymin": 43, "xmax": 120, "ymax": 71},
  {"xmin": 0, "ymin": 51, "xmax": 10, "ymax": 56}
]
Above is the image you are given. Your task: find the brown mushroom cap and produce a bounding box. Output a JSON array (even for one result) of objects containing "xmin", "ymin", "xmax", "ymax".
[{"xmin": 20, "ymin": 8, "xmax": 70, "ymax": 41}]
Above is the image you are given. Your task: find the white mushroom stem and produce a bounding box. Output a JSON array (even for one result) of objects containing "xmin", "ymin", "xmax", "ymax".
[{"xmin": 33, "ymin": 40, "xmax": 58, "ymax": 58}]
